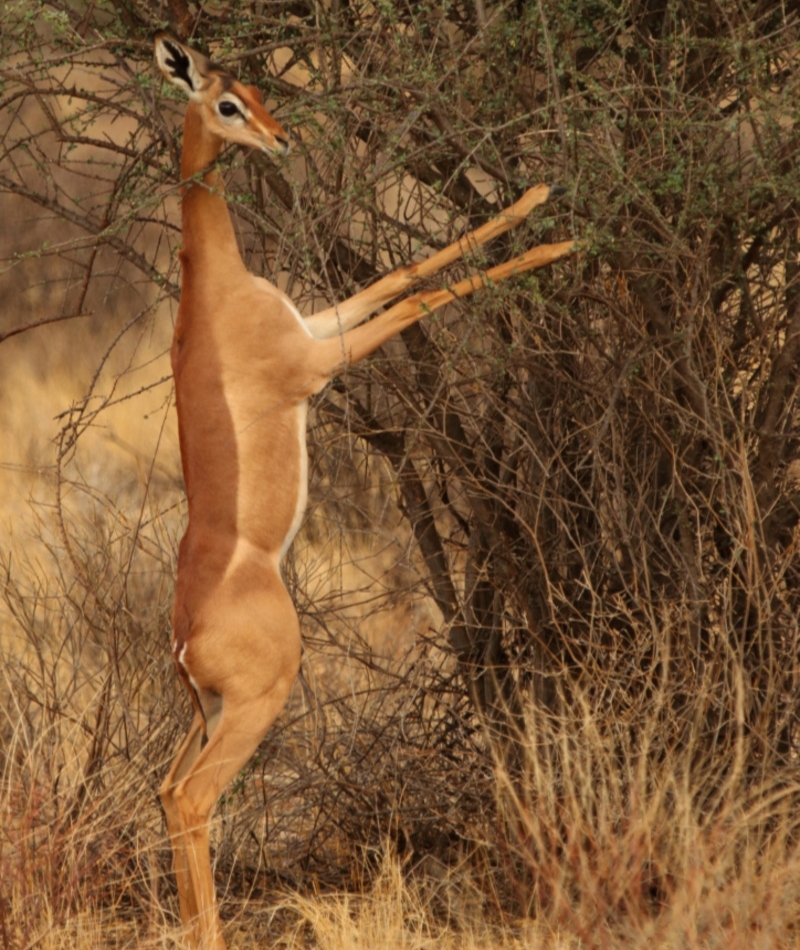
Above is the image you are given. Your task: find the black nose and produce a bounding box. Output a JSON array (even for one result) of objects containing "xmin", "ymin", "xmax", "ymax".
[{"xmin": 274, "ymin": 135, "xmax": 290, "ymax": 155}]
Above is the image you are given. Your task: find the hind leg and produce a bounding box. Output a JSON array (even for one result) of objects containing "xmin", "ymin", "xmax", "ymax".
[
  {"xmin": 168, "ymin": 680, "xmax": 298, "ymax": 949},
  {"xmin": 166, "ymin": 591, "xmax": 301, "ymax": 950},
  {"xmin": 160, "ymin": 711, "xmax": 207, "ymax": 944}
]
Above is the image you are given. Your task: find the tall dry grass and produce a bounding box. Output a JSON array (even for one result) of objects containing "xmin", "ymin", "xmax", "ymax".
[
  {"xmin": 6, "ymin": 387, "xmax": 797, "ymax": 950},
  {"xmin": 4, "ymin": 623, "xmax": 800, "ymax": 950}
]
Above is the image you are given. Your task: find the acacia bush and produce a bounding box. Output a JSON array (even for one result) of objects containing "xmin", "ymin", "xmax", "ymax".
[{"xmin": 1, "ymin": 0, "xmax": 800, "ymax": 945}]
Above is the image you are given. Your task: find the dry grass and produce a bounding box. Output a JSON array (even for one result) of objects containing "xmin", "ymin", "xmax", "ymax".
[
  {"xmin": 9, "ymin": 324, "xmax": 800, "ymax": 950},
  {"xmin": 3, "ymin": 403, "xmax": 800, "ymax": 949},
  {"xmin": 4, "ymin": 680, "xmax": 800, "ymax": 950},
  {"xmin": 6, "ymin": 392, "xmax": 798, "ymax": 950}
]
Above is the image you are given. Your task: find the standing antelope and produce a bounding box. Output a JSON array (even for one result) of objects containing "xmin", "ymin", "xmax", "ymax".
[{"xmin": 153, "ymin": 32, "xmax": 573, "ymax": 949}]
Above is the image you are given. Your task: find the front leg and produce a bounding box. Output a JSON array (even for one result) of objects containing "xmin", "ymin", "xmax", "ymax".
[
  {"xmin": 303, "ymin": 184, "xmax": 560, "ymax": 339},
  {"xmin": 302, "ymin": 238, "xmax": 576, "ymax": 394}
]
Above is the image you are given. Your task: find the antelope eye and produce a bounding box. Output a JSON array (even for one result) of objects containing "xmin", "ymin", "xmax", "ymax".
[{"xmin": 218, "ymin": 101, "xmax": 241, "ymax": 118}]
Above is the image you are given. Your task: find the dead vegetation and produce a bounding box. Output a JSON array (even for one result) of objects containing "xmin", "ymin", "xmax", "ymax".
[{"xmin": 2, "ymin": 0, "xmax": 800, "ymax": 947}]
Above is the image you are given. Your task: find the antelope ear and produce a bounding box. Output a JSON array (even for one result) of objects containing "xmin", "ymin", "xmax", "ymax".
[{"xmin": 154, "ymin": 33, "xmax": 210, "ymax": 99}]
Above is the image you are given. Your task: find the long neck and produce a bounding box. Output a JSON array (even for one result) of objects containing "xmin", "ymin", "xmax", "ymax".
[{"xmin": 179, "ymin": 102, "xmax": 245, "ymax": 273}]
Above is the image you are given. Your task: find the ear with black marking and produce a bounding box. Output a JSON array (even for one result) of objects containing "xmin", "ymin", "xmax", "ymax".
[{"xmin": 154, "ymin": 33, "xmax": 211, "ymax": 100}]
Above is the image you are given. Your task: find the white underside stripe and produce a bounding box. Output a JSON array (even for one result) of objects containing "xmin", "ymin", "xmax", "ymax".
[{"xmin": 280, "ymin": 400, "xmax": 308, "ymax": 560}]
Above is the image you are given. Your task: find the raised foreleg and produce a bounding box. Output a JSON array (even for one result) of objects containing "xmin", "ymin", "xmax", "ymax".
[
  {"xmin": 303, "ymin": 237, "xmax": 575, "ymax": 391},
  {"xmin": 303, "ymin": 183, "xmax": 563, "ymax": 339}
]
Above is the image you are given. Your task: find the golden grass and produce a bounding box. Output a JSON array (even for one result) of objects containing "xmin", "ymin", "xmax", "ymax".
[
  {"xmin": 6, "ymin": 770, "xmax": 800, "ymax": 950},
  {"xmin": 13, "ymin": 872, "xmax": 572, "ymax": 950},
  {"xmin": 3, "ymin": 320, "xmax": 800, "ymax": 947}
]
